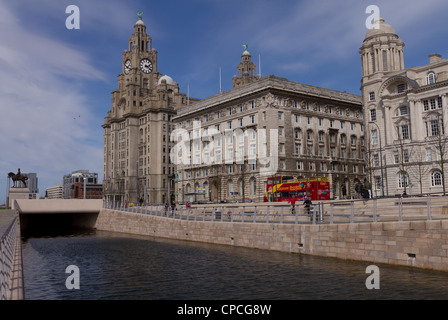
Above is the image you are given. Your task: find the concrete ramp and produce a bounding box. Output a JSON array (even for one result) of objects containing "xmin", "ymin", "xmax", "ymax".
[{"xmin": 15, "ymin": 199, "xmax": 103, "ymax": 214}]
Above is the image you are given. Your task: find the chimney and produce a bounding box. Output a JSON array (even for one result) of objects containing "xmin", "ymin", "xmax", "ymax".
[{"xmin": 429, "ymin": 53, "xmax": 442, "ymax": 64}]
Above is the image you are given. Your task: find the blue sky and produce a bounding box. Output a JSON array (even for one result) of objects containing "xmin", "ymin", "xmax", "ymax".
[{"xmin": 1, "ymin": 0, "xmax": 448, "ymax": 202}]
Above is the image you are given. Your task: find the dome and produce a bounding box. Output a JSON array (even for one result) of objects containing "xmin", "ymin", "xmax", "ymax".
[
  {"xmin": 242, "ymin": 50, "xmax": 251, "ymax": 56},
  {"xmin": 158, "ymin": 75, "xmax": 175, "ymax": 85},
  {"xmin": 365, "ymin": 17, "xmax": 397, "ymax": 40},
  {"xmin": 135, "ymin": 19, "xmax": 145, "ymax": 26}
]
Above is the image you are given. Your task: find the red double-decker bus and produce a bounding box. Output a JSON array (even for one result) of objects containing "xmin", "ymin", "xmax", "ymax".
[{"xmin": 264, "ymin": 176, "xmax": 330, "ymax": 202}]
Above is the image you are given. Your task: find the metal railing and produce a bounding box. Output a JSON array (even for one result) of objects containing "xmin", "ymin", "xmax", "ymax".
[
  {"xmin": 103, "ymin": 194, "xmax": 448, "ymax": 225},
  {"xmin": 0, "ymin": 215, "xmax": 18, "ymax": 300}
]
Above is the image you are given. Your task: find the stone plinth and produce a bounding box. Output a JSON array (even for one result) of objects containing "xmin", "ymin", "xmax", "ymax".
[{"xmin": 8, "ymin": 188, "xmax": 32, "ymax": 209}]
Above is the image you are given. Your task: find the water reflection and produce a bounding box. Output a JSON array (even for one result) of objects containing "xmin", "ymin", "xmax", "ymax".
[{"xmin": 21, "ymin": 229, "xmax": 448, "ymax": 300}]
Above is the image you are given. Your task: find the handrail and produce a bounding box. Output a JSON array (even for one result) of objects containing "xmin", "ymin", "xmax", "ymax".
[
  {"xmin": 103, "ymin": 194, "xmax": 448, "ymax": 225},
  {"xmin": 0, "ymin": 215, "xmax": 18, "ymax": 300}
]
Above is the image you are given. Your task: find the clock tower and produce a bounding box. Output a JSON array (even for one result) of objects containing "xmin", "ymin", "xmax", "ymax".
[{"xmin": 103, "ymin": 13, "xmax": 193, "ymax": 205}]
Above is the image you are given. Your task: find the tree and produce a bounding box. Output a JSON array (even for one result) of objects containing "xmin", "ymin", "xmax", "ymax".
[{"xmin": 409, "ymin": 148, "xmax": 431, "ymax": 196}]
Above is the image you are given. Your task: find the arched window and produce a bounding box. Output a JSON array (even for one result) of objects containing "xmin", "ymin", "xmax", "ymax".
[
  {"xmin": 228, "ymin": 180, "xmax": 234, "ymax": 196},
  {"xmin": 398, "ymin": 171, "xmax": 409, "ymax": 188},
  {"xmin": 431, "ymin": 170, "xmax": 443, "ymax": 187},
  {"xmin": 250, "ymin": 178, "xmax": 257, "ymax": 195},
  {"xmin": 427, "ymin": 72, "xmax": 436, "ymax": 85}
]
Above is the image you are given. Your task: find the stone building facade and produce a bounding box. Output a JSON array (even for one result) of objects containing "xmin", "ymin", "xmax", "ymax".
[
  {"xmin": 173, "ymin": 49, "xmax": 365, "ymax": 203},
  {"xmin": 360, "ymin": 18, "xmax": 448, "ymax": 196},
  {"xmin": 102, "ymin": 17, "xmax": 195, "ymax": 205}
]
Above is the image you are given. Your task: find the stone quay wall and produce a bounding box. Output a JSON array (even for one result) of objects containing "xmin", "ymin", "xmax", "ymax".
[{"xmin": 95, "ymin": 208, "xmax": 448, "ymax": 272}]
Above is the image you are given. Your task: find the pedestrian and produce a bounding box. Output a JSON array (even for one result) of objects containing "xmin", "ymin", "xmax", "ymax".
[
  {"xmin": 363, "ymin": 179, "xmax": 371, "ymax": 199},
  {"xmin": 171, "ymin": 201, "xmax": 176, "ymax": 216},
  {"xmin": 288, "ymin": 197, "xmax": 298, "ymax": 214},
  {"xmin": 165, "ymin": 201, "xmax": 169, "ymax": 215},
  {"xmin": 303, "ymin": 197, "xmax": 312, "ymax": 216},
  {"xmin": 341, "ymin": 185, "xmax": 347, "ymax": 199},
  {"xmin": 355, "ymin": 181, "xmax": 363, "ymax": 199}
]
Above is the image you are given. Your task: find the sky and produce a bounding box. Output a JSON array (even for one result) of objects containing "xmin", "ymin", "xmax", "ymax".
[{"xmin": 1, "ymin": 0, "xmax": 448, "ymax": 203}]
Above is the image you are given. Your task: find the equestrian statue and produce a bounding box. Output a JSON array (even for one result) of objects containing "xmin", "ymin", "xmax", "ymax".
[{"xmin": 8, "ymin": 168, "xmax": 28, "ymax": 188}]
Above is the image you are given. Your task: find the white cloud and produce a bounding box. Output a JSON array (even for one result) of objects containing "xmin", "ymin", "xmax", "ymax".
[{"xmin": 0, "ymin": 2, "xmax": 106, "ymax": 198}]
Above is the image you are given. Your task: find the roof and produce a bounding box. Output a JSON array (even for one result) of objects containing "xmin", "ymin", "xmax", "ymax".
[{"xmin": 175, "ymin": 75, "xmax": 361, "ymax": 119}]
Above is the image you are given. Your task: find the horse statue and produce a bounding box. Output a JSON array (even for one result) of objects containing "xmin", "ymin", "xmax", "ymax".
[{"xmin": 8, "ymin": 171, "xmax": 28, "ymax": 188}]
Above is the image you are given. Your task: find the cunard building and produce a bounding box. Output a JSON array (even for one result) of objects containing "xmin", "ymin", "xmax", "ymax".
[
  {"xmin": 173, "ymin": 48, "xmax": 366, "ymax": 203},
  {"xmin": 102, "ymin": 15, "xmax": 195, "ymax": 204}
]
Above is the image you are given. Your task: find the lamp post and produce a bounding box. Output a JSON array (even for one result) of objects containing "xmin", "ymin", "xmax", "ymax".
[{"xmin": 369, "ymin": 121, "xmax": 385, "ymax": 197}]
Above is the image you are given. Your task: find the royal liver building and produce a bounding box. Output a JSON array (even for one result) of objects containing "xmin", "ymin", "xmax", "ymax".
[
  {"xmin": 360, "ymin": 18, "xmax": 448, "ymax": 196},
  {"xmin": 102, "ymin": 15, "xmax": 191, "ymax": 204}
]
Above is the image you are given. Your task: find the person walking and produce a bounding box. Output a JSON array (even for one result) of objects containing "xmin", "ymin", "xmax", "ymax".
[
  {"xmin": 303, "ymin": 198, "xmax": 312, "ymax": 220},
  {"xmin": 341, "ymin": 185, "xmax": 347, "ymax": 199},
  {"xmin": 288, "ymin": 197, "xmax": 298, "ymax": 214}
]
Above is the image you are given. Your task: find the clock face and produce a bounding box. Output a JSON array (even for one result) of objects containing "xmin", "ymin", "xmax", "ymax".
[
  {"xmin": 124, "ymin": 60, "xmax": 131, "ymax": 74},
  {"xmin": 140, "ymin": 58, "xmax": 153, "ymax": 74}
]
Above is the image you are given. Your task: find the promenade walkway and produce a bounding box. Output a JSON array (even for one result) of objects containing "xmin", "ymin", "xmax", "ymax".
[{"xmin": 0, "ymin": 210, "xmax": 15, "ymax": 227}]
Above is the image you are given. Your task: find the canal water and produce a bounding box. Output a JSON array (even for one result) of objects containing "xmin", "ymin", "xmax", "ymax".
[{"xmin": 21, "ymin": 228, "xmax": 448, "ymax": 300}]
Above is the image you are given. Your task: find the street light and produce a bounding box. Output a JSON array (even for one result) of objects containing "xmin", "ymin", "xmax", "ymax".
[{"xmin": 369, "ymin": 121, "xmax": 385, "ymax": 197}]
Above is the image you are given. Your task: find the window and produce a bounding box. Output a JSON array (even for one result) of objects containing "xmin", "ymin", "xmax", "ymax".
[
  {"xmin": 251, "ymin": 178, "xmax": 257, "ymax": 195},
  {"xmin": 329, "ymin": 120, "xmax": 334, "ymax": 128},
  {"xmin": 228, "ymin": 121, "xmax": 232, "ymax": 129},
  {"xmin": 397, "ymin": 83, "xmax": 406, "ymax": 93},
  {"xmin": 371, "ymin": 130, "xmax": 378, "ymax": 145},
  {"xmin": 427, "ymin": 72, "xmax": 436, "ymax": 85},
  {"xmin": 370, "ymin": 109, "xmax": 376, "ymax": 122},
  {"xmin": 295, "ymin": 114, "xmax": 300, "ymax": 123},
  {"xmin": 399, "ymin": 106, "xmax": 408, "ymax": 115},
  {"xmin": 401, "ymin": 125, "xmax": 409, "ymax": 139},
  {"xmin": 307, "ymin": 117, "xmax": 312, "ymax": 125},
  {"xmin": 373, "ymin": 154, "xmax": 379, "ymax": 166},
  {"xmin": 431, "ymin": 170, "xmax": 442, "ymax": 187},
  {"xmin": 394, "ymin": 151, "xmax": 399, "ymax": 164},
  {"xmin": 398, "ymin": 171, "xmax": 409, "ymax": 188},
  {"xmin": 319, "ymin": 118, "xmax": 323, "ymax": 126},
  {"xmin": 340, "ymin": 134, "xmax": 346, "ymax": 144},
  {"xmin": 426, "ymin": 148, "xmax": 432, "ymax": 161},
  {"xmin": 369, "ymin": 92, "xmax": 375, "ymax": 101},
  {"xmin": 296, "ymin": 161, "xmax": 303, "ymax": 170},
  {"xmin": 340, "ymin": 121, "xmax": 345, "ymax": 129},
  {"xmin": 431, "ymin": 120, "xmax": 439, "ymax": 136},
  {"xmin": 307, "ymin": 130, "xmax": 313, "ymax": 140},
  {"xmin": 382, "ymin": 50, "xmax": 388, "ymax": 71},
  {"xmin": 295, "ymin": 143, "xmax": 301, "ymax": 155},
  {"xmin": 228, "ymin": 180, "xmax": 234, "ymax": 195},
  {"xmin": 403, "ymin": 149, "xmax": 409, "ymax": 163},
  {"xmin": 278, "ymin": 112, "xmax": 283, "ymax": 120},
  {"xmin": 250, "ymin": 115, "xmax": 255, "ymax": 124},
  {"xmin": 374, "ymin": 176, "xmax": 381, "ymax": 190},
  {"xmin": 318, "ymin": 131, "xmax": 324, "ymax": 142}
]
